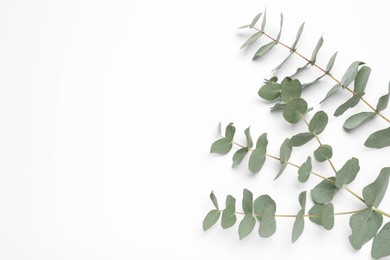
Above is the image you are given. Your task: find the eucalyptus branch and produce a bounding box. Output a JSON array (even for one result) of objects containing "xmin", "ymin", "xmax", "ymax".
[{"xmin": 231, "ymin": 208, "xmax": 366, "ymax": 218}]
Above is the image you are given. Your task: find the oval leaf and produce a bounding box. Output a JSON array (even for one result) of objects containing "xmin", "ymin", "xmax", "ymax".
[
  {"xmin": 333, "ymin": 93, "xmax": 364, "ymax": 117},
  {"xmin": 280, "ymin": 138, "xmax": 292, "ymax": 163},
  {"xmin": 238, "ymin": 213, "xmax": 256, "ymax": 240},
  {"xmin": 290, "ymin": 132, "xmax": 315, "ymax": 147},
  {"xmin": 259, "ymin": 205, "xmax": 276, "ymax": 238},
  {"xmin": 354, "ymin": 66, "xmax": 371, "ymax": 94},
  {"xmin": 309, "ymin": 111, "xmax": 328, "ymax": 134},
  {"xmin": 203, "ymin": 210, "xmax": 221, "ymax": 231},
  {"xmin": 280, "ymin": 78, "xmax": 302, "ymax": 103},
  {"xmin": 313, "ymin": 144, "xmax": 333, "ymax": 162},
  {"xmin": 292, "ymin": 210, "xmax": 305, "ymax": 243},
  {"xmin": 365, "ymin": 127, "xmax": 390, "ymax": 149},
  {"xmin": 343, "ymin": 112, "xmax": 375, "ymax": 130},
  {"xmin": 298, "ymin": 156, "xmax": 312, "ymax": 183},
  {"xmin": 341, "ymin": 61, "xmax": 365, "ymax": 88},
  {"xmin": 250, "ymin": 12, "xmax": 262, "ymax": 28},
  {"xmin": 362, "ymin": 167, "xmax": 390, "ymax": 208},
  {"xmin": 232, "ymin": 148, "xmax": 248, "ymax": 167},
  {"xmin": 254, "ymin": 195, "xmax": 276, "ymax": 221},
  {"xmin": 245, "ymin": 127, "xmax": 253, "ymax": 149},
  {"xmin": 371, "ymin": 222, "xmax": 390, "ymax": 259},
  {"xmin": 210, "ymin": 138, "xmax": 233, "ymax": 154},
  {"xmin": 376, "ymin": 83, "xmax": 390, "ymax": 112},
  {"xmin": 258, "ymin": 81, "xmax": 282, "ymax": 101},
  {"xmin": 253, "ymin": 41, "xmax": 276, "ymax": 59},
  {"xmin": 240, "ymin": 31, "xmax": 263, "ymax": 49},
  {"xmin": 335, "ymin": 157, "xmax": 360, "ymax": 189},
  {"xmin": 283, "ymin": 98, "xmax": 308, "ymax": 124},
  {"xmin": 326, "ymin": 52, "xmax": 338, "ymax": 72},
  {"xmin": 311, "ymin": 177, "xmax": 339, "ymax": 204},
  {"xmin": 221, "ymin": 195, "xmax": 237, "ymax": 229},
  {"xmin": 242, "ymin": 189, "xmax": 253, "ymax": 214},
  {"xmin": 308, "ymin": 203, "xmax": 334, "ymax": 230}
]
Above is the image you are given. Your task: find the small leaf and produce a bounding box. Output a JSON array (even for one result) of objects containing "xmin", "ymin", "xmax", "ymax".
[
  {"xmin": 362, "ymin": 167, "xmax": 390, "ymax": 207},
  {"xmin": 320, "ymin": 84, "xmax": 341, "ymax": 104},
  {"xmin": 308, "ymin": 203, "xmax": 334, "ymax": 230},
  {"xmin": 309, "ymin": 111, "xmax": 328, "ymax": 134},
  {"xmin": 299, "ymin": 191, "xmax": 307, "ymax": 211},
  {"xmin": 349, "ymin": 208, "xmax": 383, "ymax": 250},
  {"xmin": 335, "ymin": 157, "xmax": 360, "ymax": 189},
  {"xmin": 274, "ymin": 163, "xmax": 288, "ymax": 181},
  {"xmin": 354, "ymin": 66, "xmax": 371, "ymax": 94},
  {"xmin": 371, "ymin": 222, "xmax": 390, "ymax": 259},
  {"xmin": 232, "ymin": 148, "xmax": 248, "ymax": 167},
  {"xmin": 221, "ymin": 195, "xmax": 237, "ymax": 229},
  {"xmin": 290, "ymin": 62, "xmax": 309, "ymax": 77},
  {"xmin": 334, "ymin": 93, "xmax": 364, "ymax": 117},
  {"xmin": 302, "ymin": 74, "xmax": 326, "ymax": 88},
  {"xmin": 341, "ymin": 61, "xmax": 365, "ymax": 88},
  {"xmin": 275, "ymin": 13, "xmax": 283, "ymax": 41},
  {"xmin": 309, "ymin": 36, "xmax": 324, "ymax": 64},
  {"xmin": 242, "ymin": 189, "xmax": 253, "ymax": 214},
  {"xmin": 280, "ymin": 78, "xmax": 302, "ymax": 103},
  {"xmin": 289, "ymin": 132, "xmax": 315, "ymax": 147},
  {"xmin": 270, "ymin": 102, "xmax": 286, "ymax": 111},
  {"xmin": 210, "ymin": 138, "xmax": 232, "ymax": 154},
  {"xmin": 272, "ymin": 52, "xmax": 293, "ymax": 72},
  {"xmin": 292, "ymin": 210, "xmax": 305, "ymax": 243},
  {"xmin": 253, "ymin": 41, "xmax": 276, "ymax": 59},
  {"xmin": 203, "ymin": 210, "xmax": 221, "ymax": 231},
  {"xmin": 238, "ymin": 213, "xmax": 256, "ymax": 240},
  {"xmin": 343, "ymin": 112, "xmax": 375, "ymax": 130},
  {"xmin": 259, "ymin": 205, "xmax": 277, "ymax": 238},
  {"xmin": 291, "ymin": 22, "xmax": 305, "ymax": 51},
  {"xmin": 248, "ymin": 133, "xmax": 268, "ymax": 173},
  {"xmin": 365, "ymin": 127, "xmax": 390, "ymax": 149},
  {"xmin": 254, "ymin": 195, "xmax": 276, "ymax": 221},
  {"xmin": 280, "ymin": 138, "xmax": 292, "ymax": 163},
  {"xmin": 376, "ymin": 83, "xmax": 390, "ymax": 112},
  {"xmin": 250, "ymin": 12, "xmax": 262, "ymax": 28},
  {"xmin": 238, "ymin": 24, "xmax": 250, "ymax": 29},
  {"xmin": 298, "ymin": 156, "xmax": 312, "ymax": 183},
  {"xmin": 314, "ymin": 144, "xmax": 333, "ymax": 162},
  {"xmin": 311, "ymin": 177, "xmax": 339, "ymax": 204},
  {"xmin": 283, "ymin": 98, "xmax": 308, "ymax": 124},
  {"xmin": 245, "ymin": 127, "xmax": 253, "ymax": 149},
  {"xmin": 326, "ymin": 52, "xmax": 338, "ymax": 72},
  {"xmin": 261, "ymin": 8, "xmax": 267, "ymax": 31},
  {"xmin": 210, "ymin": 191, "xmax": 219, "ymax": 209},
  {"xmin": 258, "ymin": 81, "xmax": 282, "ymax": 101},
  {"xmin": 225, "ymin": 123, "xmax": 236, "ymax": 141},
  {"xmin": 240, "ymin": 32, "xmax": 264, "ymax": 49}
]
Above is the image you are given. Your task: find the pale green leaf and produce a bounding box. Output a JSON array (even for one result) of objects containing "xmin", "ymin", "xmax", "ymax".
[
  {"xmin": 354, "ymin": 66, "xmax": 371, "ymax": 94},
  {"xmin": 238, "ymin": 24, "xmax": 250, "ymax": 29},
  {"xmin": 261, "ymin": 9, "xmax": 267, "ymax": 31},
  {"xmin": 210, "ymin": 138, "xmax": 232, "ymax": 154},
  {"xmin": 376, "ymin": 83, "xmax": 390, "ymax": 112},
  {"xmin": 280, "ymin": 138, "xmax": 292, "ymax": 163},
  {"xmin": 270, "ymin": 102, "xmax": 286, "ymax": 111},
  {"xmin": 225, "ymin": 123, "xmax": 236, "ymax": 141},
  {"xmin": 248, "ymin": 148, "xmax": 266, "ymax": 173},
  {"xmin": 308, "ymin": 203, "xmax": 334, "ymax": 230},
  {"xmin": 291, "ymin": 22, "xmax": 305, "ymax": 51},
  {"xmin": 210, "ymin": 191, "xmax": 219, "ymax": 209},
  {"xmin": 275, "ymin": 13, "xmax": 283, "ymax": 41},
  {"xmin": 334, "ymin": 93, "xmax": 364, "ymax": 117},
  {"xmin": 250, "ymin": 12, "xmax": 262, "ymax": 28},
  {"xmin": 221, "ymin": 195, "xmax": 237, "ymax": 229},
  {"xmin": 203, "ymin": 210, "xmax": 221, "ymax": 231},
  {"xmin": 289, "ymin": 132, "xmax": 315, "ymax": 147},
  {"xmin": 343, "ymin": 112, "xmax": 375, "ymax": 130},
  {"xmin": 298, "ymin": 157, "xmax": 312, "ymax": 183},
  {"xmin": 314, "ymin": 144, "xmax": 333, "ymax": 162},
  {"xmin": 326, "ymin": 52, "xmax": 338, "ymax": 72},
  {"xmin": 311, "ymin": 177, "xmax": 338, "ymax": 204},
  {"xmin": 274, "ymin": 163, "xmax": 288, "ymax": 181},
  {"xmin": 371, "ymin": 222, "xmax": 390, "ymax": 259},
  {"xmin": 291, "ymin": 62, "xmax": 309, "ymax": 77},
  {"xmin": 242, "ymin": 189, "xmax": 253, "ymax": 214},
  {"xmin": 253, "ymin": 41, "xmax": 276, "ymax": 59},
  {"xmin": 320, "ymin": 84, "xmax": 341, "ymax": 104},
  {"xmin": 256, "ymin": 133, "xmax": 268, "ymax": 148},
  {"xmin": 245, "ymin": 127, "xmax": 253, "ymax": 149},
  {"xmin": 310, "ymin": 36, "xmax": 324, "ymax": 64},
  {"xmin": 232, "ymin": 148, "xmax": 248, "ymax": 167},
  {"xmin": 254, "ymin": 195, "xmax": 276, "ymax": 221},
  {"xmin": 259, "ymin": 205, "xmax": 277, "ymax": 238},
  {"xmin": 362, "ymin": 167, "xmax": 390, "ymax": 207},
  {"xmin": 272, "ymin": 52, "xmax": 294, "ymax": 72},
  {"xmin": 292, "ymin": 210, "xmax": 305, "ymax": 243},
  {"xmin": 238, "ymin": 213, "xmax": 256, "ymax": 240},
  {"xmin": 365, "ymin": 127, "xmax": 390, "ymax": 149},
  {"xmin": 335, "ymin": 157, "xmax": 360, "ymax": 189},
  {"xmin": 309, "ymin": 111, "xmax": 328, "ymax": 134},
  {"xmin": 280, "ymin": 78, "xmax": 302, "ymax": 103},
  {"xmin": 341, "ymin": 61, "xmax": 365, "ymax": 88},
  {"xmin": 258, "ymin": 81, "xmax": 282, "ymax": 101},
  {"xmin": 299, "ymin": 191, "xmax": 307, "ymax": 211},
  {"xmin": 240, "ymin": 32, "xmax": 264, "ymax": 49},
  {"xmin": 283, "ymin": 98, "xmax": 308, "ymax": 124},
  {"xmin": 302, "ymin": 73, "xmax": 326, "ymax": 88},
  {"xmin": 349, "ymin": 208, "xmax": 383, "ymax": 250}
]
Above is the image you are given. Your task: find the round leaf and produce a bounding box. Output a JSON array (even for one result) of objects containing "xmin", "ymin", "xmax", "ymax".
[
  {"xmin": 280, "ymin": 78, "xmax": 302, "ymax": 103},
  {"xmin": 371, "ymin": 222, "xmax": 390, "ymax": 259},
  {"xmin": 298, "ymin": 157, "xmax": 312, "ymax": 183},
  {"xmin": 290, "ymin": 132, "xmax": 315, "ymax": 147},
  {"xmin": 238, "ymin": 213, "xmax": 256, "ymax": 240},
  {"xmin": 309, "ymin": 111, "xmax": 328, "ymax": 134},
  {"xmin": 283, "ymin": 98, "xmax": 308, "ymax": 124},
  {"xmin": 314, "ymin": 145, "xmax": 333, "ymax": 162},
  {"xmin": 311, "ymin": 177, "xmax": 339, "ymax": 204},
  {"xmin": 203, "ymin": 210, "xmax": 221, "ymax": 231}
]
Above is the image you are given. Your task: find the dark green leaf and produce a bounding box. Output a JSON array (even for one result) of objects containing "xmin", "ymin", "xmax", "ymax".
[
  {"xmin": 258, "ymin": 81, "xmax": 282, "ymax": 101},
  {"xmin": 210, "ymin": 191, "xmax": 219, "ymax": 209},
  {"xmin": 308, "ymin": 203, "xmax": 334, "ymax": 230},
  {"xmin": 326, "ymin": 52, "xmax": 338, "ymax": 72},
  {"xmin": 341, "ymin": 61, "xmax": 365, "ymax": 88},
  {"xmin": 335, "ymin": 157, "xmax": 360, "ymax": 189},
  {"xmin": 334, "ymin": 93, "xmax": 364, "ymax": 117},
  {"xmin": 298, "ymin": 156, "xmax": 312, "ymax": 183},
  {"xmin": 240, "ymin": 32, "xmax": 264, "ymax": 49},
  {"xmin": 232, "ymin": 148, "xmax": 248, "ymax": 167},
  {"xmin": 210, "ymin": 138, "xmax": 232, "ymax": 154},
  {"xmin": 349, "ymin": 208, "xmax": 383, "ymax": 250},
  {"xmin": 283, "ymin": 98, "xmax": 308, "ymax": 124},
  {"xmin": 289, "ymin": 132, "xmax": 315, "ymax": 147},
  {"xmin": 365, "ymin": 127, "xmax": 390, "ymax": 149},
  {"xmin": 309, "ymin": 111, "xmax": 328, "ymax": 134},
  {"xmin": 203, "ymin": 210, "xmax": 221, "ymax": 231},
  {"xmin": 254, "ymin": 195, "xmax": 276, "ymax": 221},
  {"xmin": 280, "ymin": 138, "xmax": 292, "ymax": 163},
  {"xmin": 311, "ymin": 177, "xmax": 338, "ymax": 204},
  {"xmin": 291, "ymin": 22, "xmax": 305, "ymax": 51},
  {"xmin": 221, "ymin": 195, "xmax": 237, "ymax": 229},
  {"xmin": 309, "ymin": 36, "xmax": 324, "ymax": 64},
  {"xmin": 371, "ymin": 222, "xmax": 390, "ymax": 259},
  {"xmin": 314, "ymin": 144, "xmax": 333, "ymax": 162},
  {"xmin": 253, "ymin": 41, "xmax": 276, "ymax": 59},
  {"xmin": 259, "ymin": 205, "xmax": 277, "ymax": 238},
  {"xmin": 376, "ymin": 83, "xmax": 390, "ymax": 112},
  {"xmin": 225, "ymin": 123, "xmax": 236, "ymax": 141},
  {"xmin": 250, "ymin": 12, "xmax": 262, "ymax": 28},
  {"xmin": 320, "ymin": 84, "xmax": 341, "ymax": 104},
  {"xmin": 280, "ymin": 78, "xmax": 302, "ymax": 103},
  {"xmin": 242, "ymin": 189, "xmax": 253, "ymax": 214},
  {"xmin": 354, "ymin": 66, "xmax": 371, "ymax": 94},
  {"xmin": 245, "ymin": 127, "xmax": 253, "ymax": 149},
  {"xmin": 238, "ymin": 213, "xmax": 256, "ymax": 240},
  {"xmin": 292, "ymin": 210, "xmax": 305, "ymax": 243},
  {"xmin": 343, "ymin": 112, "xmax": 375, "ymax": 130},
  {"xmin": 362, "ymin": 167, "xmax": 390, "ymax": 207}
]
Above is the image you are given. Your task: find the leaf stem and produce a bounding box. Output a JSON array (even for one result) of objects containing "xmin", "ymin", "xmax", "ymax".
[
  {"xmin": 251, "ymin": 26, "xmax": 390, "ymax": 124},
  {"xmin": 230, "ymin": 208, "xmax": 366, "ymax": 218}
]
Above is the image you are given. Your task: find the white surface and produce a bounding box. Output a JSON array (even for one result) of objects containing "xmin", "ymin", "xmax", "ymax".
[{"xmin": 0, "ymin": 0, "xmax": 389, "ymax": 259}]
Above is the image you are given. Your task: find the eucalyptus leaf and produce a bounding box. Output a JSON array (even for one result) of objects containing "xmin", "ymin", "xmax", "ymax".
[
  {"xmin": 376, "ymin": 83, "xmax": 390, "ymax": 112},
  {"xmin": 365, "ymin": 127, "xmax": 390, "ymax": 149},
  {"xmin": 309, "ymin": 111, "xmax": 328, "ymax": 134},
  {"xmin": 299, "ymin": 191, "xmax": 307, "ymax": 211},
  {"xmin": 250, "ymin": 12, "xmax": 263, "ymax": 28},
  {"xmin": 245, "ymin": 127, "xmax": 253, "ymax": 149},
  {"xmin": 320, "ymin": 84, "xmax": 341, "ymax": 104},
  {"xmin": 313, "ymin": 144, "xmax": 333, "ymax": 162},
  {"xmin": 335, "ymin": 157, "xmax": 360, "ymax": 189},
  {"xmin": 270, "ymin": 102, "xmax": 286, "ymax": 111},
  {"xmin": 210, "ymin": 138, "xmax": 232, "ymax": 154},
  {"xmin": 261, "ymin": 8, "xmax": 267, "ymax": 31},
  {"xmin": 308, "ymin": 203, "xmax": 334, "ymax": 230},
  {"xmin": 238, "ymin": 24, "xmax": 250, "ymax": 29},
  {"xmin": 349, "ymin": 208, "xmax": 383, "ymax": 250},
  {"xmin": 371, "ymin": 222, "xmax": 390, "ymax": 259},
  {"xmin": 274, "ymin": 163, "xmax": 288, "ymax": 181},
  {"xmin": 203, "ymin": 210, "xmax": 221, "ymax": 231},
  {"xmin": 311, "ymin": 177, "xmax": 338, "ymax": 204},
  {"xmin": 309, "ymin": 36, "xmax": 324, "ymax": 64},
  {"xmin": 258, "ymin": 81, "xmax": 282, "ymax": 101},
  {"xmin": 292, "ymin": 210, "xmax": 305, "ymax": 243},
  {"xmin": 343, "ymin": 112, "xmax": 375, "ymax": 130},
  {"xmin": 210, "ymin": 191, "xmax": 219, "ymax": 209},
  {"xmin": 238, "ymin": 213, "xmax": 256, "ymax": 240},
  {"xmin": 248, "ymin": 134, "xmax": 268, "ymax": 173},
  {"xmin": 280, "ymin": 138, "xmax": 292, "ymax": 163},
  {"xmin": 326, "ymin": 52, "xmax": 338, "ymax": 72},
  {"xmin": 280, "ymin": 78, "xmax": 302, "ymax": 103},
  {"xmin": 354, "ymin": 66, "xmax": 371, "ymax": 94},
  {"xmin": 333, "ymin": 93, "xmax": 364, "ymax": 117},
  {"xmin": 240, "ymin": 32, "xmax": 264, "ymax": 49},
  {"xmin": 340, "ymin": 61, "xmax": 365, "ymax": 88},
  {"xmin": 283, "ymin": 98, "xmax": 308, "ymax": 124},
  {"xmin": 275, "ymin": 13, "xmax": 283, "ymax": 41},
  {"xmin": 259, "ymin": 205, "xmax": 277, "ymax": 238},
  {"xmin": 225, "ymin": 123, "xmax": 236, "ymax": 140},
  {"xmin": 272, "ymin": 52, "xmax": 293, "ymax": 72},
  {"xmin": 298, "ymin": 157, "xmax": 312, "ymax": 183},
  {"xmin": 254, "ymin": 195, "xmax": 276, "ymax": 221},
  {"xmin": 232, "ymin": 148, "xmax": 248, "ymax": 167},
  {"xmin": 221, "ymin": 195, "xmax": 237, "ymax": 229},
  {"xmin": 362, "ymin": 167, "xmax": 390, "ymax": 208},
  {"xmin": 242, "ymin": 189, "xmax": 254, "ymax": 214},
  {"xmin": 289, "ymin": 132, "xmax": 315, "ymax": 147},
  {"xmin": 253, "ymin": 41, "xmax": 276, "ymax": 59},
  {"xmin": 291, "ymin": 22, "xmax": 305, "ymax": 51},
  {"xmin": 291, "ymin": 62, "xmax": 309, "ymax": 77},
  {"xmin": 302, "ymin": 73, "xmax": 326, "ymax": 88}
]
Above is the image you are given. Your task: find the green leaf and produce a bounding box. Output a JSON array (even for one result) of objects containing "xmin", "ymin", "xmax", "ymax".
[
  {"xmin": 261, "ymin": 8, "xmax": 267, "ymax": 31},
  {"xmin": 302, "ymin": 73, "xmax": 326, "ymax": 88},
  {"xmin": 291, "ymin": 62, "xmax": 309, "ymax": 77},
  {"xmin": 280, "ymin": 78, "xmax": 302, "ymax": 103},
  {"xmin": 311, "ymin": 177, "xmax": 339, "ymax": 204},
  {"xmin": 354, "ymin": 66, "xmax": 371, "ymax": 94},
  {"xmin": 320, "ymin": 84, "xmax": 341, "ymax": 104},
  {"xmin": 349, "ymin": 208, "xmax": 383, "ymax": 250},
  {"xmin": 291, "ymin": 22, "xmax": 305, "ymax": 51},
  {"xmin": 289, "ymin": 132, "xmax": 315, "ymax": 147},
  {"xmin": 335, "ymin": 157, "xmax": 360, "ymax": 189},
  {"xmin": 238, "ymin": 24, "xmax": 250, "ymax": 29},
  {"xmin": 210, "ymin": 138, "xmax": 233, "ymax": 154},
  {"xmin": 343, "ymin": 112, "xmax": 375, "ymax": 130},
  {"xmin": 292, "ymin": 210, "xmax": 305, "ymax": 243},
  {"xmin": 203, "ymin": 210, "xmax": 221, "ymax": 231},
  {"xmin": 270, "ymin": 102, "xmax": 286, "ymax": 111},
  {"xmin": 298, "ymin": 156, "xmax": 312, "ymax": 183},
  {"xmin": 253, "ymin": 41, "xmax": 276, "ymax": 59},
  {"xmin": 238, "ymin": 213, "xmax": 256, "ymax": 240},
  {"xmin": 240, "ymin": 32, "xmax": 264, "ymax": 49},
  {"xmin": 272, "ymin": 52, "xmax": 294, "ymax": 72},
  {"xmin": 275, "ymin": 13, "xmax": 283, "ymax": 41},
  {"xmin": 259, "ymin": 204, "xmax": 277, "ymax": 238},
  {"xmin": 309, "ymin": 111, "xmax": 328, "ymax": 134},
  {"xmin": 341, "ymin": 61, "xmax": 365, "ymax": 88},
  {"xmin": 362, "ymin": 167, "xmax": 390, "ymax": 207},
  {"xmin": 308, "ymin": 203, "xmax": 334, "ymax": 230},
  {"xmin": 376, "ymin": 83, "xmax": 390, "ymax": 112},
  {"xmin": 254, "ymin": 195, "xmax": 276, "ymax": 221},
  {"xmin": 250, "ymin": 12, "xmax": 262, "ymax": 28},
  {"xmin": 280, "ymin": 138, "xmax": 292, "ymax": 163},
  {"xmin": 274, "ymin": 163, "xmax": 288, "ymax": 181},
  {"xmin": 210, "ymin": 191, "xmax": 219, "ymax": 209},
  {"xmin": 326, "ymin": 52, "xmax": 338, "ymax": 72},
  {"xmin": 334, "ymin": 93, "xmax": 364, "ymax": 117},
  {"xmin": 248, "ymin": 134, "xmax": 268, "ymax": 173},
  {"xmin": 258, "ymin": 81, "xmax": 282, "ymax": 101},
  {"xmin": 221, "ymin": 195, "xmax": 237, "ymax": 229},
  {"xmin": 299, "ymin": 191, "xmax": 307, "ymax": 211},
  {"xmin": 242, "ymin": 189, "xmax": 253, "ymax": 214},
  {"xmin": 245, "ymin": 127, "xmax": 253, "ymax": 149},
  {"xmin": 232, "ymin": 148, "xmax": 248, "ymax": 167},
  {"xmin": 225, "ymin": 123, "xmax": 236, "ymax": 141},
  {"xmin": 371, "ymin": 222, "xmax": 390, "ymax": 259},
  {"xmin": 283, "ymin": 98, "xmax": 308, "ymax": 124},
  {"xmin": 313, "ymin": 144, "xmax": 333, "ymax": 162},
  {"xmin": 365, "ymin": 127, "xmax": 390, "ymax": 149},
  {"xmin": 309, "ymin": 36, "xmax": 324, "ymax": 64}
]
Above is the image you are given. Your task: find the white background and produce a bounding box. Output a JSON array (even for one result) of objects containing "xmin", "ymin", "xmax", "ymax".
[{"xmin": 0, "ymin": 0, "xmax": 389, "ymax": 259}]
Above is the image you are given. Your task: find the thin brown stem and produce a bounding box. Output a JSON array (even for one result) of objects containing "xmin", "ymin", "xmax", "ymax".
[{"xmin": 230, "ymin": 208, "xmax": 366, "ymax": 218}]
